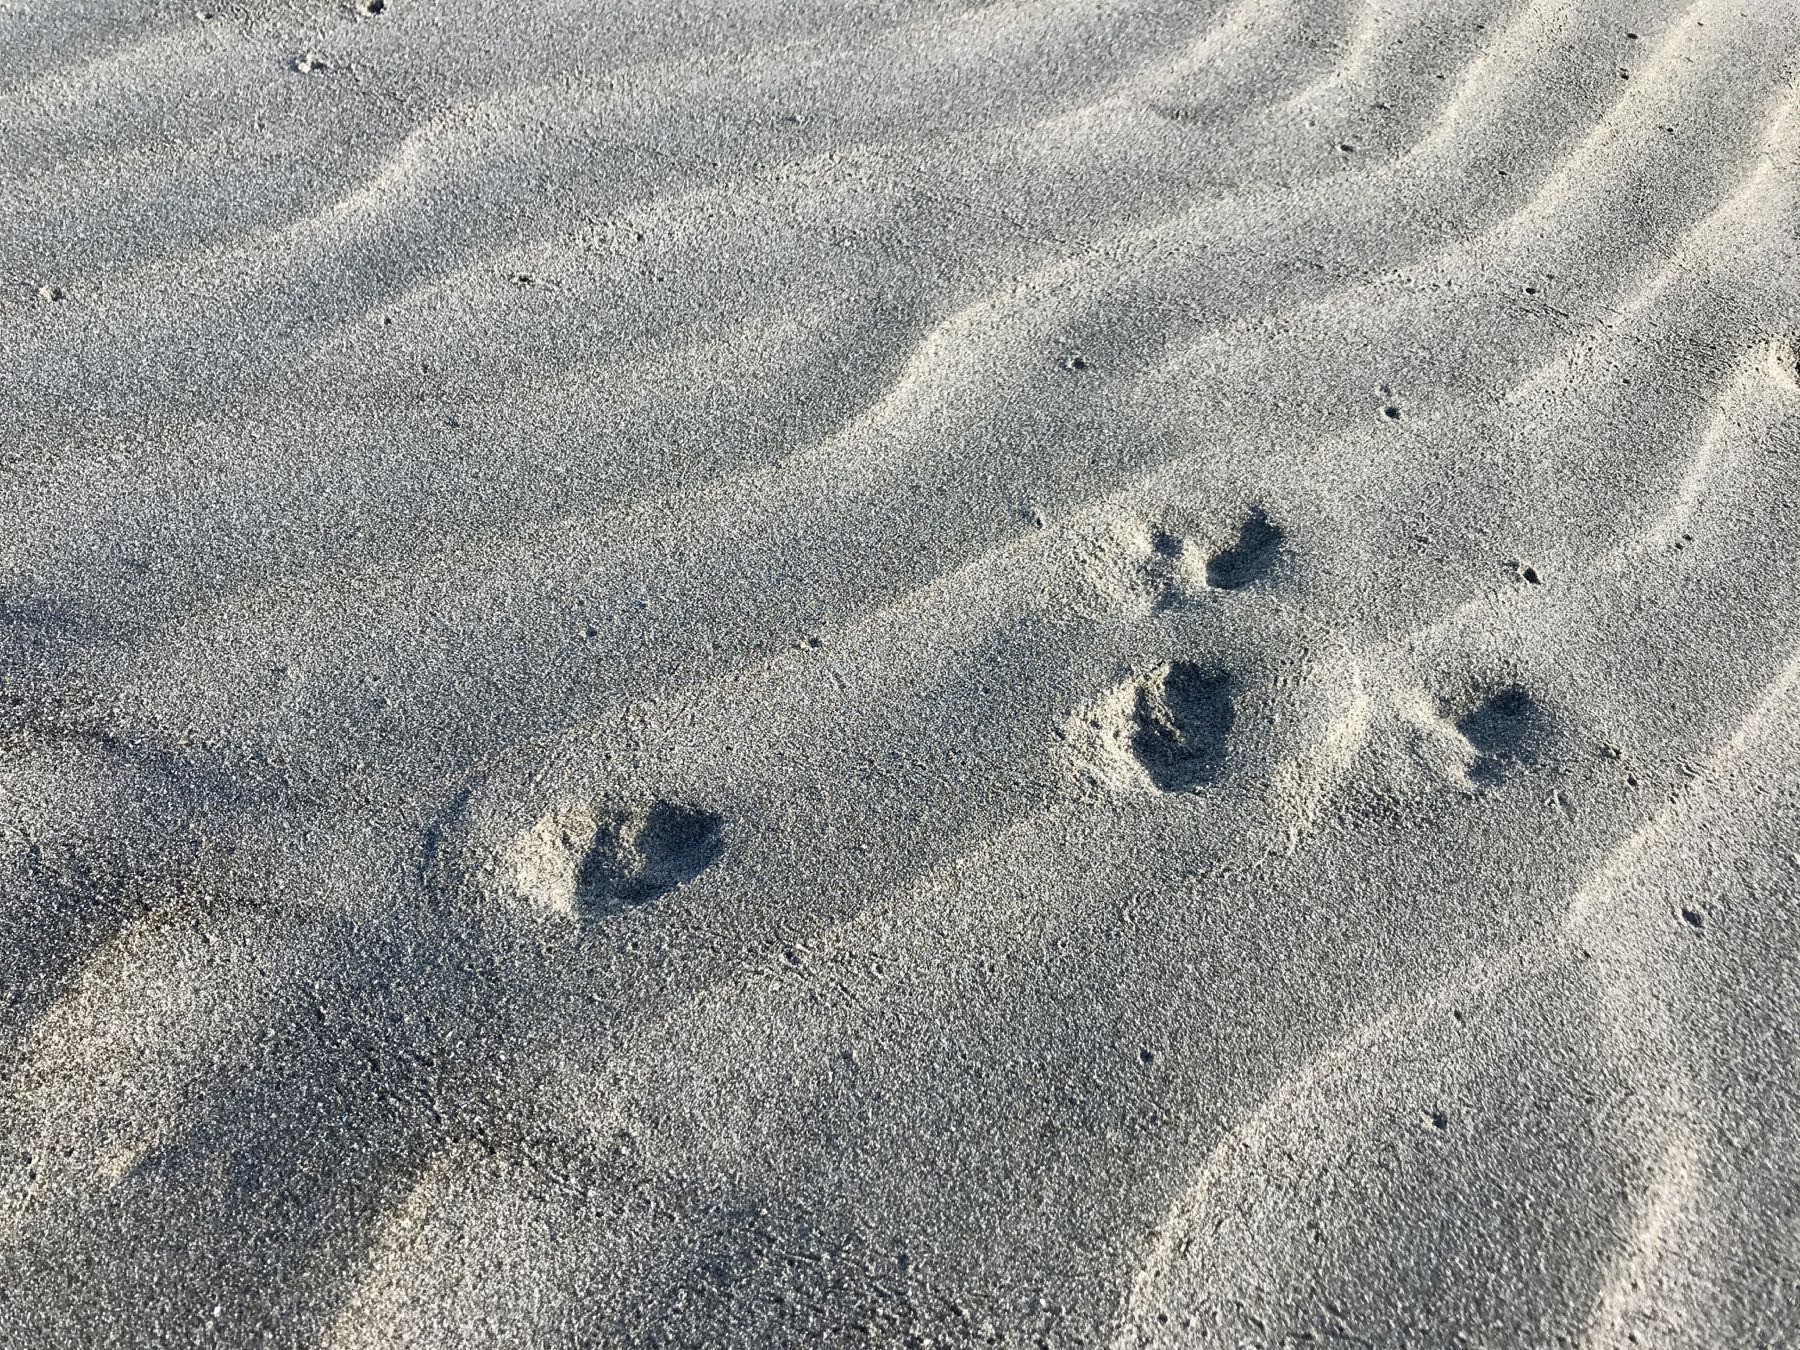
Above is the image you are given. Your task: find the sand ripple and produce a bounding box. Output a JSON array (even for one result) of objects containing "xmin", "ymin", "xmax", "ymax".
[{"xmin": 3, "ymin": 0, "xmax": 1799, "ymax": 1343}]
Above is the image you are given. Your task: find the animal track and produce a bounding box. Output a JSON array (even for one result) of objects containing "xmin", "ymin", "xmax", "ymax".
[
  {"xmin": 511, "ymin": 799, "xmax": 724, "ymax": 922},
  {"xmin": 1453, "ymin": 685, "xmax": 1548, "ymax": 786},
  {"xmin": 1094, "ymin": 505, "xmax": 1284, "ymax": 612},
  {"xmin": 1075, "ymin": 662, "xmax": 1239, "ymax": 793},
  {"xmin": 1138, "ymin": 527, "xmax": 1202, "ymax": 610},
  {"xmin": 1133, "ymin": 663, "xmax": 1238, "ymax": 790},
  {"xmin": 1205, "ymin": 508, "xmax": 1283, "ymax": 590},
  {"xmin": 1089, "ymin": 518, "xmax": 1205, "ymax": 613}
]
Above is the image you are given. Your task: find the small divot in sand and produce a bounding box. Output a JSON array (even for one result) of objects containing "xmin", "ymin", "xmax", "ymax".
[
  {"xmin": 507, "ymin": 799, "xmax": 725, "ymax": 923},
  {"xmin": 1206, "ymin": 509, "xmax": 1283, "ymax": 590},
  {"xmin": 1072, "ymin": 662, "xmax": 1238, "ymax": 794},
  {"xmin": 1453, "ymin": 684, "xmax": 1550, "ymax": 787}
]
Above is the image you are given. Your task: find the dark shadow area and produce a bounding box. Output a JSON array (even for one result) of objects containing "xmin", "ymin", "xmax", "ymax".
[
  {"xmin": 1205, "ymin": 509, "xmax": 1283, "ymax": 590},
  {"xmin": 575, "ymin": 802, "xmax": 725, "ymax": 920},
  {"xmin": 1131, "ymin": 663, "xmax": 1237, "ymax": 792}
]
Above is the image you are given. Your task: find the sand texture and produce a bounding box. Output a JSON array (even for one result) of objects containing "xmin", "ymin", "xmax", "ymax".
[{"xmin": 4, "ymin": 0, "xmax": 1800, "ymax": 1345}]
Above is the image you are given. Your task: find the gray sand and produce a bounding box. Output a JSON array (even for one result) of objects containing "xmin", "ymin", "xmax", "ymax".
[{"xmin": 4, "ymin": 0, "xmax": 1800, "ymax": 1345}]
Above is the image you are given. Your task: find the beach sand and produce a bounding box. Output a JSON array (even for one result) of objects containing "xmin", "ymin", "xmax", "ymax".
[{"xmin": 3, "ymin": 0, "xmax": 1800, "ymax": 1344}]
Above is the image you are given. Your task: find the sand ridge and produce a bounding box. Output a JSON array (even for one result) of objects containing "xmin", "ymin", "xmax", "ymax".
[{"xmin": 3, "ymin": 0, "xmax": 1800, "ymax": 1344}]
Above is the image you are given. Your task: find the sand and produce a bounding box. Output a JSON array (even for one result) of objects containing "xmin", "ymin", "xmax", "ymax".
[{"xmin": 3, "ymin": 0, "xmax": 1799, "ymax": 1344}]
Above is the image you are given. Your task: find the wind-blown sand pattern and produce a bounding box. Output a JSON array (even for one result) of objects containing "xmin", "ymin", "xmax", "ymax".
[{"xmin": 3, "ymin": 0, "xmax": 1800, "ymax": 1344}]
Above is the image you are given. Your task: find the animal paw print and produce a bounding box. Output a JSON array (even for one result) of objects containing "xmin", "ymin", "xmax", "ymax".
[{"xmin": 1091, "ymin": 505, "xmax": 1287, "ymax": 615}]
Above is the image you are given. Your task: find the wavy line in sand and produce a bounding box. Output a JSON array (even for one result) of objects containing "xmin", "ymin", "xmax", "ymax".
[
  {"xmin": 69, "ymin": 27, "xmax": 1800, "ymax": 689},
  {"xmin": 1114, "ymin": 633, "xmax": 1800, "ymax": 1344},
  {"xmin": 419, "ymin": 297, "xmax": 1797, "ymax": 906},
  {"xmin": 0, "ymin": 904, "xmax": 308, "ymax": 1239},
  {"xmin": 1569, "ymin": 641, "xmax": 1800, "ymax": 1346}
]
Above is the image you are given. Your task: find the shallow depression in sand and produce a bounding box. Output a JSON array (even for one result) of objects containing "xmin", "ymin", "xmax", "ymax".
[{"xmin": 508, "ymin": 800, "xmax": 725, "ymax": 922}]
